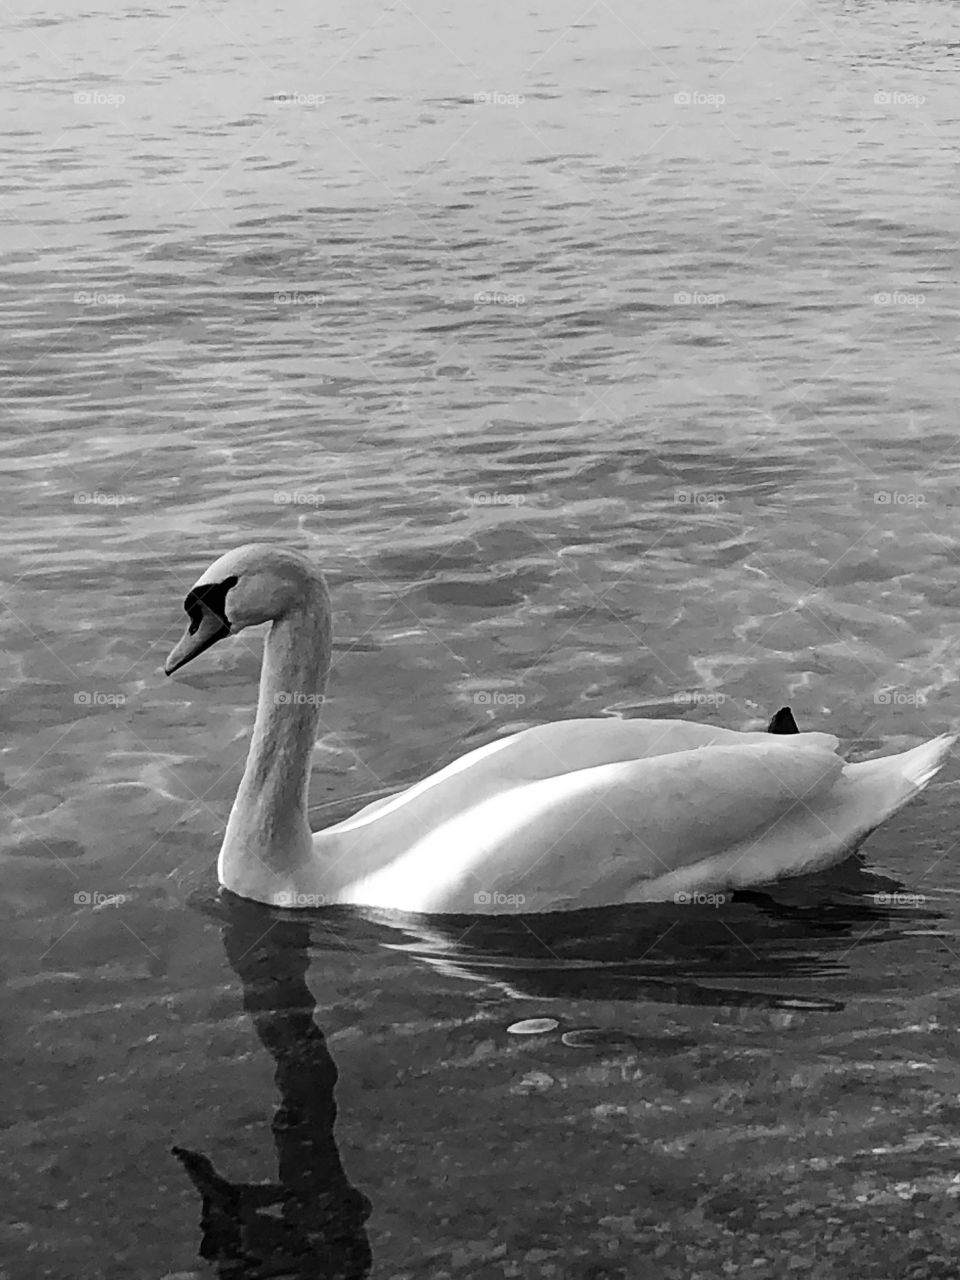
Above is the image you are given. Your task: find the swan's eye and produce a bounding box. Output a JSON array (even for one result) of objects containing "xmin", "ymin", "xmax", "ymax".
[{"xmin": 183, "ymin": 575, "xmax": 238, "ymax": 635}]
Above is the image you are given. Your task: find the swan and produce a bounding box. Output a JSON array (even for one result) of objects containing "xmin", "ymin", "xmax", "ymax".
[{"xmin": 163, "ymin": 544, "xmax": 955, "ymax": 914}]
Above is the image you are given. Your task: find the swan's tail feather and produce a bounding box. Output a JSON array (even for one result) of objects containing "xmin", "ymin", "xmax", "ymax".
[
  {"xmin": 841, "ymin": 733, "xmax": 956, "ymax": 836},
  {"xmin": 895, "ymin": 733, "xmax": 958, "ymax": 793},
  {"xmin": 847, "ymin": 733, "xmax": 955, "ymax": 796}
]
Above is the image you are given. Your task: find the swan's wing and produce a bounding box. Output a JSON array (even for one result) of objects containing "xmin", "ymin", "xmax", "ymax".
[
  {"xmin": 328, "ymin": 740, "xmax": 847, "ymax": 912},
  {"xmin": 477, "ymin": 717, "xmax": 839, "ymax": 779},
  {"xmin": 328, "ymin": 717, "xmax": 838, "ymax": 837}
]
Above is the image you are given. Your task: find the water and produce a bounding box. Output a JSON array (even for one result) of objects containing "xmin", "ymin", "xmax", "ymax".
[{"xmin": 3, "ymin": 0, "xmax": 960, "ymax": 1275}]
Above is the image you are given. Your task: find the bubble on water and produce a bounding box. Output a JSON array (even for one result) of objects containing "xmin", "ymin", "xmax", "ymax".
[
  {"xmin": 562, "ymin": 1027, "xmax": 634, "ymax": 1049},
  {"xmin": 771, "ymin": 995, "xmax": 843, "ymax": 1012},
  {"xmin": 568, "ymin": 1024, "xmax": 701, "ymax": 1054},
  {"xmin": 507, "ymin": 1017, "xmax": 559, "ymax": 1035},
  {"xmin": 561, "ymin": 1027, "xmax": 699, "ymax": 1053}
]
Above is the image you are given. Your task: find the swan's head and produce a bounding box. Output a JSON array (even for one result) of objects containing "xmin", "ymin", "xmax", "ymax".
[{"xmin": 164, "ymin": 544, "xmax": 328, "ymax": 675}]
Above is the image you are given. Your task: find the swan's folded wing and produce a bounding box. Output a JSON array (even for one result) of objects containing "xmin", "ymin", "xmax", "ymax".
[
  {"xmin": 488, "ymin": 718, "xmax": 840, "ymax": 779},
  {"xmin": 486, "ymin": 740, "xmax": 847, "ymax": 898},
  {"xmin": 329, "ymin": 739, "xmax": 846, "ymax": 912},
  {"xmin": 329, "ymin": 718, "xmax": 839, "ymax": 840}
]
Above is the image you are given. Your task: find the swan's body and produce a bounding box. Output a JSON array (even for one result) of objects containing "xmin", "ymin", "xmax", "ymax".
[{"xmin": 164, "ymin": 545, "xmax": 955, "ymax": 914}]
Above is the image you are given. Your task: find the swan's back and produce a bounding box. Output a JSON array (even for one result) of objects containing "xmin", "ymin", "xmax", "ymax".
[
  {"xmin": 321, "ymin": 717, "xmax": 837, "ymax": 841},
  {"xmin": 314, "ymin": 719, "xmax": 841, "ymax": 911}
]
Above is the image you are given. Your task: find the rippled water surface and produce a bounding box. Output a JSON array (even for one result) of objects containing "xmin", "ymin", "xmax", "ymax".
[{"xmin": 4, "ymin": 1, "xmax": 960, "ymax": 1276}]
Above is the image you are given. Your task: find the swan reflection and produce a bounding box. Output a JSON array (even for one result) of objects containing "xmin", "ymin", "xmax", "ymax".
[
  {"xmin": 302, "ymin": 853, "xmax": 946, "ymax": 1011},
  {"xmin": 175, "ymin": 896, "xmax": 372, "ymax": 1278},
  {"xmin": 369, "ymin": 863, "xmax": 943, "ymax": 1011}
]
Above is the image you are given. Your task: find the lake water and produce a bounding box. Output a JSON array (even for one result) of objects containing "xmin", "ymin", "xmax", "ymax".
[{"xmin": 4, "ymin": 0, "xmax": 960, "ymax": 1275}]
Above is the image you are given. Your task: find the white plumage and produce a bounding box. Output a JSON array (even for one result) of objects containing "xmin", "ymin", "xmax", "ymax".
[{"xmin": 163, "ymin": 544, "xmax": 955, "ymax": 914}]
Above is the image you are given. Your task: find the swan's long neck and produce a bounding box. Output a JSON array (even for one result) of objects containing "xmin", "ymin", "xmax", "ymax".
[{"xmin": 218, "ymin": 585, "xmax": 332, "ymax": 900}]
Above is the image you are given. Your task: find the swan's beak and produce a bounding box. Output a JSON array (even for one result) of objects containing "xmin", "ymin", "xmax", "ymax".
[{"xmin": 164, "ymin": 611, "xmax": 231, "ymax": 676}]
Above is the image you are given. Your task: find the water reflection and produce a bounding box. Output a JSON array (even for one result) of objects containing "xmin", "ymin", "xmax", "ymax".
[
  {"xmin": 175, "ymin": 897, "xmax": 372, "ymax": 1278},
  {"xmin": 360, "ymin": 860, "xmax": 945, "ymax": 1012},
  {"xmin": 173, "ymin": 859, "xmax": 944, "ymax": 1270}
]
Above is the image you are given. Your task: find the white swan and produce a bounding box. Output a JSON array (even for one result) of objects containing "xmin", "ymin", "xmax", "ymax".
[{"xmin": 163, "ymin": 544, "xmax": 955, "ymax": 914}]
